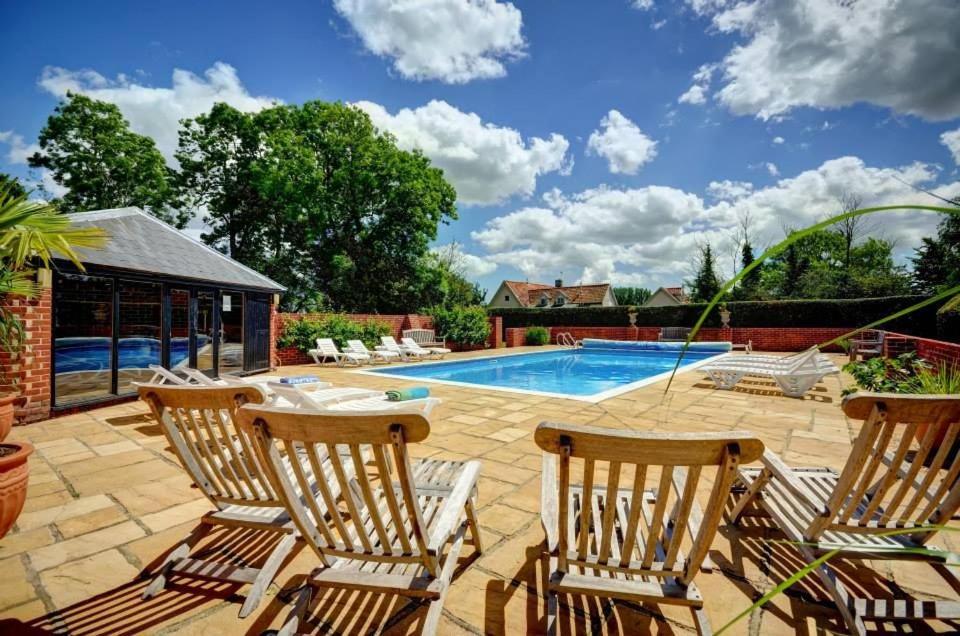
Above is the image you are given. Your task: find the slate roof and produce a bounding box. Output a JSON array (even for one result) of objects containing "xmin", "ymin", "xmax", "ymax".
[
  {"xmin": 61, "ymin": 208, "xmax": 285, "ymax": 291},
  {"xmin": 502, "ymin": 280, "xmax": 613, "ymax": 307}
]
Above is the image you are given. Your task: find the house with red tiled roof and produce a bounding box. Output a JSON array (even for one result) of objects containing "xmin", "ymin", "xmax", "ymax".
[
  {"xmin": 643, "ymin": 286, "xmax": 689, "ymax": 307},
  {"xmin": 487, "ymin": 279, "xmax": 617, "ymax": 309}
]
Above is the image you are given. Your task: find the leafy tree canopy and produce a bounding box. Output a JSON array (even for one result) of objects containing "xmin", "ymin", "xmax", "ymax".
[
  {"xmin": 28, "ymin": 93, "xmax": 184, "ymax": 226},
  {"xmin": 690, "ymin": 243, "xmax": 722, "ymax": 302},
  {"xmin": 911, "ymin": 206, "xmax": 960, "ymax": 294},
  {"xmin": 613, "ymin": 286, "xmax": 651, "ymax": 306}
]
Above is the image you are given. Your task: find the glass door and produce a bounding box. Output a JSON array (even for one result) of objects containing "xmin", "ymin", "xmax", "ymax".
[
  {"xmin": 218, "ymin": 291, "xmax": 244, "ymax": 374},
  {"xmin": 195, "ymin": 290, "xmax": 216, "ymax": 374},
  {"xmin": 117, "ymin": 280, "xmax": 162, "ymax": 394},
  {"xmin": 53, "ymin": 273, "xmax": 114, "ymax": 406},
  {"xmin": 168, "ymin": 288, "xmax": 191, "ymax": 375}
]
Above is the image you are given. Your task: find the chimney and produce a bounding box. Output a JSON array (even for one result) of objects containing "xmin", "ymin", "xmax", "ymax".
[{"xmin": 555, "ymin": 278, "xmax": 563, "ymax": 288}]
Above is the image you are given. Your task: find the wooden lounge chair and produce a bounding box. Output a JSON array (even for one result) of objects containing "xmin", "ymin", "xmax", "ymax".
[
  {"xmin": 729, "ymin": 393, "xmax": 960, "ymax": 635},
  {"xmin": 345, "ymin": 339, "xmax": 400, "ymax": 364},
  {"xmin": 309, "ymin": 338, "xmax": 370, "ymax": 367},
  {"xmin": 135, "ymin": 383, "xmax": 351, "ymax": 618},
  {"xmin": 402, "ymin": 328, "xmax": 447, "ymax": 349},
  {"xmin": 401, "ymin": 336, "xmax": 451, "ymax": 358},
  {"xmin": 536, "ymin": 422, "xmax": 764, "ymax": 634},
  {"xmin": 237, "ymin": 405, "xmax": 483, "ymax": 636}
]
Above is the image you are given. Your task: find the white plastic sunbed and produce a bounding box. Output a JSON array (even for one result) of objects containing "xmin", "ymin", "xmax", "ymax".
[
  {"xmin": 401, "ymin": 336, "xmax": 450, "ymax": 359},
  {"xmin": 147, "ymin": 364, "xmax": 191, "ymax": 385},
  {"xmin": 377, "ymin": 336, "xmax": 431, "ymax": 361},
  {"xmin": 700, "ymin": 347, "xmax": 839, "ymax": 397},
  {"xmin": 308, "ymin": 338, "xmax": 370, "ymax": 366},
  {"xmin": 266, "ymin": 381, "xmax": 439, "ymax": 415},
  {"xmin": 345, "ymin": 339, "xmax": 399, "ymax": 364}
]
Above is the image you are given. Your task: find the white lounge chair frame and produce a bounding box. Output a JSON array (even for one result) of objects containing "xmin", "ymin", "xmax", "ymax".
[
  {"xmin": 378, "ymin": 336, "xmax": 431, "ymax": 361},
  {"xmin": 537, "ymin": 422, "xmax": 764, "ymax": 634},
  {"xmin": 700, "ymin": 347, "xmax": 839, "ymax": 397},
  {"xmin": 147, "ymin": 364, "xmax": 190, "ymax": 385},
  {"xmin": 345, "ymin": 339, "xmax": 399, "ymax": 364},
  {"xmin": 401, "ymin": 336, "xmax": 450, "ymax": 359},
  {"xmin": 309, "ymin": 338, "xmax": 370, "ymax": 367},
  {"xmin": 238, "ymin": 405, "xmax": 482, "ymax": 636},
  {"xmin": 266, "ymin": 381, "xmax": 439, "ymax": 415},
  {"xmin": 729, "ymin": 393, "xmax": 960, "ymax": 635}
]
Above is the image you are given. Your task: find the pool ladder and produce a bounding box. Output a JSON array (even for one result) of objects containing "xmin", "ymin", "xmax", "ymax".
[{"xmin": 557, "ymin": 332, "xmax": 582, "ymax": 348}]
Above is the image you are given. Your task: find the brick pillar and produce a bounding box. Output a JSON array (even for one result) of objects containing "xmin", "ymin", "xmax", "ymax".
[
  {"xmin": 487, "ymin": 316, "xmax": 503, "ymax": 348},
  {"xmin": 0, "ymin": 270, "xmax": 53, "ymax": 424}
]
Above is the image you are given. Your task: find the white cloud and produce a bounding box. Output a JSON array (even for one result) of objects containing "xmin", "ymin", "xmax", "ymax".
[
  {"xmin": 765, "ymin": 162, "xmax": 779, "ymax": 177},
  {"xmin": 38, "ymin": 63, "xmax": 277, "ymax": 161},
  {"xmin": 0, "ymin": 130, "xmax": 40, "ymax": 164},
  {"xmin": 632, "ymin": 0, "xmax": 654, "ymax": 9},
  {"xmin": 678, "ymin": 63, "xmax": 715, "ymax": 105},
  {"xmin": 586, "ymin": 110, "xmax": 658, "ymax": 175},
  {"xmin": 470, "ymin": 156, "xmax": 960, "ymax": 288},
  {"xmin": 651, "ymin": 19, "xmax": 667, "ymax": 30},
  {"xmin": 354, "ymin": 99, "xmax": 570, "ymax": 205},
  {"xmin": 942, "ymin": 128, "xmax": 960, "ymax": 166},
  {"xmin": 432, "ymin": 243, "xmax": 497, "ymax": 278},
  {"xmin": 333, "ymin": 0, "xmax": 525, "ymax": 83},
  {"xmin": 772, "ymin": 136, "xmax": 784, "ymax": 145},
  {"xmin": 690, "ymin": 0, "xmax": 960, "ymax": 121}
]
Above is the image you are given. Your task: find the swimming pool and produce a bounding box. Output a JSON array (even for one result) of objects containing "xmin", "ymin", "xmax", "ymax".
[
  {"xmin": 55, "ymin": 336, "xmax": 208, "ymax": 373},
  {"xmin": 359, "ymin": 341, "xmax": 728, "ymax": 402}
]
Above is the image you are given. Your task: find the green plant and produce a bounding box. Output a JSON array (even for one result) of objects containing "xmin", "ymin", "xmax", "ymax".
[
  {"xmin": 426, "ymin": 305, "xmax": 490, "ymax": 345},
  {"xmin": 904, "ymin": 362, "xmax": 960, "ymax": 394},
  {"xmin": 276, "ymin": 314, "xmax": 391, "ymax": 351},
  {"xmin": 842, "ymin": 352, "xmax": 929, "ymax": 395},
  {"xmin": 525, "ymin": 326, "xmax": 550, "ymax": 346}
]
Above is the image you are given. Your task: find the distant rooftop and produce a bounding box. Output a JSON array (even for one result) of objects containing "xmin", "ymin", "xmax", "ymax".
[{"xmin": 62, "ymin": 207, "xmax": 285, "ymax": 291}]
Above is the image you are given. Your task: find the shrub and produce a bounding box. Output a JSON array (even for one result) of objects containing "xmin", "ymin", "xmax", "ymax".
[
  {"xmin": 426, "ymin": 305, "xmax": 490, "ymax": 345},
  {"xmin": 525, "ymin": 326, "xmax": 550, "ymax": 346},
  {"xmin": 937, "ymin": 294, "xmax": 960, "ymax": 341},
  {"xmin": 277, "ymin": 314, "xmax": 391, "ymax": 351}
]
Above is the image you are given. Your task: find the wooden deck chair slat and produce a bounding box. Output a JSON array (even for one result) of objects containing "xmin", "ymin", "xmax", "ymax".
[
  {"xmin": 285, "ymin": 440, "xmax": 327, "ymax": 537},
  {"xmin": 597, "ymin": 461, "xmax": 621, "ymax": 563},
  {"xmin": 900, "ymin": 417, "xmax": 960, "ymax": 521},
  {"xmin": 164, "ymin": 408, "xmax": 218, "ymax": 496},
  {"xmin": 557, "ymin": 444, "xmax": 571, "ymax": 572},
  {"xmin": 664, "ymin": 465, "xmax": 701, "ymax": 569},
  {"xmin": 391, "ymin": 427, "xmax": 436, "ymax": 577},
  {"xmin": 577, "ymin": 459, "xmax": 595, "ymax": 558},
  {"xmin": 178, "ymin": 409, "xmax": 231, "ymax": 498},
  {"xmin": 213, "ymin": 408, "xmax": 259, "ymax": 499},
  {"xmin": 642, "ymin": 466, "xmax": 673, "ymax": 570},
  {"xmin": 350, "ymin": 444, "xmax": 393, "ymax": 552},
  {"xmin": 883, "ymin": 417, "xmax": 942, "ymax": 518},
  {"xmin": 373, "ymin": 446, "xmax": 412, "ymax": 554},
  {"xmin": 619, "ymin": 464, "xmax": 647, "ymax": 568},
  {"xmin": 199, "ymin": 408, "xmax": 247, "ymax": 499},
  {"xmin": 187, "ymin": 408, "xmax": 238, "ymax": 499},
  {"xmin": 681, "ymin": 444, "xmax": 740, "ymax": 585},
  {"xmin": 919, "ymin": 445, "xmax": 960, "ymax": 523},
  {"xmin": 589, "ymin": 492, "xmax": 603, "ymax": 571},
  {"xmin": 838, "ymin": 416, "xmax": 897, "ymax": 523},
  {"xmin": 863, "ymin": 423, "xmax": 918, "ymax": 521},
  {"xmin": 323, "ymin": 442, "xmax": 373, "ymax": 553}
]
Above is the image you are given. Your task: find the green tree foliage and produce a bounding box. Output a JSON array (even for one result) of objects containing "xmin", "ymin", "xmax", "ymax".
[
  {"xmin": 422, "ymin": 244, "xmax": 487, "ymax": 309},
  {"xmin": 176, "ymin": 101, "xmax": 458, "ymax": 312},
  {"xmin": 276, "ymin": 315, "xmax": 391, "ymax": 351},
  {"xmin": 613, "ymin": 286, "xmax": 651, "ymax": 306},
  {"xmin": 28, "ymin": 94, "xmax": 183, "ymax": 225},
  {"xmin": 0, "ymin": 174, "xmax": 27, "ymax": 199},
  {"xmin": 691, "ymin": 243, "xmax": 721, "ymax": 302},
  {"xmin": 734, "ymin": 240, "xmax": 761, "ymax": 300},
  {"xmin": 760, "ymin": 228, "xmax": 911, "ymax": 299},
  {"xmin": 911, "ymin": 207, "xmax": 960, "ymax": 294},
  {"xmin": 425, "ymin": 305, "xmax": 491, "ymax": 345}
]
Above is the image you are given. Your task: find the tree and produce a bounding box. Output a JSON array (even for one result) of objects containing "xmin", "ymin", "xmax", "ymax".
[
  {"xmin": 425, "ymin": 243, "xmax": 487, "ymax": 309},
  {"xmin": 690, "ymin": 243, "xmax": 721, "ymax": 302},
  {"xmin": 734, "ymin": 239, "xmax": 761, "ymax": 300},
  {"xmin": 912, "ymin": 206, "xmax": 960, "ymax": 294},
  {"xmin": 28, "ymin": 93, "xmax": 184, "ymax": 226},
  {"xmin": 0, "ymin": 174, "xmax": 27, "ymax": 199},
  {"xmin": 613, "ymin": 287, "xmax": 652, "ymax": 306}
]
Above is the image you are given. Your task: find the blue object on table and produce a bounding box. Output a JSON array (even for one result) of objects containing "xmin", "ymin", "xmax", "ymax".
[
  {"xmin": 386, "ymin": 386, "xmax": 430, "ymax": 401},
  {"xmin": 280, "ymin": 375, "xmax": 321, "ymax": 385}
]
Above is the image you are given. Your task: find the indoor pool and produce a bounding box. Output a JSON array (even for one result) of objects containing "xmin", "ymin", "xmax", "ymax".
[
  {"xmin": 361, "ymin": 340, "xmax": 729, "ymax": 401},
  {"xmin": 55, "ymin": 336, "xmax": 207, "ymax": 373}
]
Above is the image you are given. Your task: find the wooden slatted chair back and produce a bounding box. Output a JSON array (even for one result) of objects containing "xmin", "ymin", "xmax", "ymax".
[
  {"xmin": 810, "ymin": 393, "xmax": 960, "ymax": 542},
  {"xmin": 137, "ymin": 384, "xmax": 279, "ymax": 509},
  {"xmin": 238, "ymin": 404, "xmax": 440, "ymax": 574},
  {"xmin": 536, "ymin": 423, "xmax": 763, "ymax": 586}
]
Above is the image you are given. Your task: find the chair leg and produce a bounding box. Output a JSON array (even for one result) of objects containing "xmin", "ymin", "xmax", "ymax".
[
  {"xmin": 691, "ymin": 605, "xmax": 713, "ymax": 635},
  {"xmin": 727, "ymin": 469, "xmax": 770, "ymax": 524},
  {"xmin": 142, "ymin": 521, "xmax": 212, "ymax": 599},
  {"xmin": 422, "ymin": 523, "xmax": 468, "ymax": 635},
  {"xmin": 545, "ymin": 590, "xmax": 558, "ymax": 636},
  {"xmin": 774, "ymin": 375, "xmax": 820, "ymax": 398},
  {"xmin": 805, "ymin": 549, "xmax": 867, "ymax": 636},
  {"xmin": 276, "ymin": 583, "xmax": 313, "ymax": 636},
  {"xmin": 465, "ymin": 498, "xmax": 483, "ymax": 553},
  {"xmin": 239, "ymin": 533, "xmax": 298, "ymax": 618}
]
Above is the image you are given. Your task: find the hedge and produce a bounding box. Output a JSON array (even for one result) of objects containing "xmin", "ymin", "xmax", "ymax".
[
  {"xmin": 489, "ymin": 295, "xmax": 942, "ymax": 338},
  {"xmin": 937, "ymin": 295, "xmax": 960, "ymax": 341}
]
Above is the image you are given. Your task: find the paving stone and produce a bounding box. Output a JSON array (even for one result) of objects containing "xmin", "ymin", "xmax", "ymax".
[
  {"xmin": 28, "ymin": 520, "xmax": 146, "ymax": 571},
  {"xmin": 0, "ymin": 557, "xmax": 38, "ymax": 610},
  {"xmin": 139, "ymin": 499, "xmax": 212, "ymax": 533},
  {"xmin": 0, "ymin": 526, "xmax": 56, "ymax": 560},
  {"xmin": 39, "ymin": 548, "xmax": 140, "ymax": 609},
  {"xmin": 55, "ymin": 505, "xmax": 130, "ymax": 539},
  {"xmin": 16, "ymin": 494, "xmax": 115, "ymax": 531}
]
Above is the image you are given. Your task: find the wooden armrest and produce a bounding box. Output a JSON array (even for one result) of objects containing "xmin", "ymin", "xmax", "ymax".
[
  {"xmin": 427, "ymin": 461, "xmax": 482, "ymax": 554},
  {"xmin": 541, "ymin": 452, "xmax": 559, "ymax": 552},
  {"xmin": 760, "ymin": 450, "xmax": 830, "ymax": 517}
]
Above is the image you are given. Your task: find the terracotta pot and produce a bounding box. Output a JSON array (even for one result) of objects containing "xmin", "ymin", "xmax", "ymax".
[
  {"xmin": 0, "ymin": 441, "xmax": 33, "ymax": 539},
  {"xmin": 0, "ymin": 394, "xmax": 23, "ymax": 443}
]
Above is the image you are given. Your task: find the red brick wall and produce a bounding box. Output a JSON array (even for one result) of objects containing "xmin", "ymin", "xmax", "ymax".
[
  {"xmin": 487, "ymin": 316, "xmax": 503, "ymax": 349},
  {"xmin": 884, "ymin": 332, "xmax": 960, "ymax": 367},
  {"xmin": 0, "ymin": 284, "xmax": 52, "ymax": 423}
]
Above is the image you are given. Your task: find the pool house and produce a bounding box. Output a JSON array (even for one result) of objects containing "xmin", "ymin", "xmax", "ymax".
[{"xmin": 6, "ymin": 207, "xmax": 284, "ymax": 421}]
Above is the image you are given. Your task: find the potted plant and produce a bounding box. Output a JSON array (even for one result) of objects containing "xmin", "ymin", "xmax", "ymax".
[{"xmin": 0, "ymin": 185, "xmax": 106, "ymax": 536}]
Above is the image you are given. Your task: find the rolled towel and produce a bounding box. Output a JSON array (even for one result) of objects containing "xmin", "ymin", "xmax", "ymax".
[
  {"xmin": 386, "ymin": 386, "xmax": 430, "ymax": 402},
  {"xmin": 280, "ymin": 375, "xmax": 321, "ymax": 385}
]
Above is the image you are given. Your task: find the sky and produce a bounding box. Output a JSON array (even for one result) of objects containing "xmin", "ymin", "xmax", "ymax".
[{"xmin": 2, "ymin": 0, "xmax": 960, "ymax": 296}]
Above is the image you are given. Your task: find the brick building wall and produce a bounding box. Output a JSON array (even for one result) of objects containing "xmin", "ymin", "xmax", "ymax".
[
  {"xmin": 884, "ymin": 332, "xmax": 960, "ymax": 367},
  {"xmin": 0, "ymin": 283, "xmax": 52, "ymax": 423}
]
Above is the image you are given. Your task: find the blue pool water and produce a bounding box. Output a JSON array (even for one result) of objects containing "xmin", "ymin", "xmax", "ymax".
[
  {"xmin": 55, "ymin": 336, "xmax": 208, "ymax": 373},
  {"xmin": 366, "ymin": 343, "xmax": 724, "ymax": 399}
]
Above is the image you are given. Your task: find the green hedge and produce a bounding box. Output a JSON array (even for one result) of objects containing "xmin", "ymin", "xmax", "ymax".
[
  {"xmin": 489, "ymin": 295, "xmax": 941, "ymax": 337},
  {"xmin": 937, "ymin": 295, "xmax": 960, "ymax": 341},
  {"xmin": 525, "ymin": 326, "xmax": 550, "ymax": 346}
]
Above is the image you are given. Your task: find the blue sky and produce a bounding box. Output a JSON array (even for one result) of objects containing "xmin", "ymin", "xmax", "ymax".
[{"xmin": 2, "ymin": 0, "xmax": 959, "ymax": 295}]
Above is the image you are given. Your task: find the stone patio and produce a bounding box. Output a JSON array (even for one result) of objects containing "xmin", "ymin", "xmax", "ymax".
[{"xmin": 2, "ymin": 347, "xmax": 958, "ymax": 634}]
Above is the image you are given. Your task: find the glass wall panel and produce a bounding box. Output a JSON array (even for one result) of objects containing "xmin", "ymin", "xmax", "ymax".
[
  {"xmin": 196, "ymin": 291, "xmax": 215, "ymax": 373},
  {"xmin": 117, "ymin": 280, "xmax": 162, "ymax": 394},
  {"xmin": 169, "ymin": 289, "xmax": 190, "ymax": 373},
  {"xmin": 218, "ymin": 291, "xmax": 244, "ymax": 374},
  {"xmin": 54, "ymin": 273, "xmax": 114, "ymax": 406}
]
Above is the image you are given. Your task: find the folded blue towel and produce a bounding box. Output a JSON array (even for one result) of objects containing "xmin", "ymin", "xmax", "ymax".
[
  {"xmin": 280, "ymin": 375, "xmax": 321, "ymax": 385},
  {"xmin": 386, "ymin": 386, "xmax": 430, "ymax": 401}
]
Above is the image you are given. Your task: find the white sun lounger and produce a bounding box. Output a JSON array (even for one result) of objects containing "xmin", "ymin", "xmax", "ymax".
[
  {"xmin": 700, "ymin": 347, "xmax": 839, "ymax": 397},
  {"xmin": 147, "ymin": 364, "xmax": 191, "ymax": 385},
  {"xmin": 345, "ymin": 339, "xmax": 399, "ymax": 364},
  {"xmin": 309, "ymin": 338, "xmax": 370, "ymax": 367},
  {"xmin": 377, "ymin": 336, "xmax": 431, "ymax": 361},
  {"xmin": 401, "ymin": 336, "xmax": 451, "ymax": 359},
  {"xmin": 266, "ymin": 381, "xmax": 439, "ymax": 415}
]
